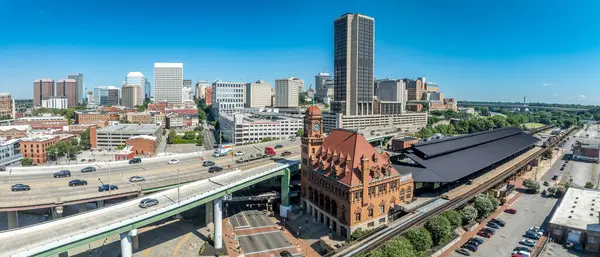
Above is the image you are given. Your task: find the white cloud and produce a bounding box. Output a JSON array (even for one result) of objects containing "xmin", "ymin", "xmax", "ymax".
[
  {"xmin": 542, "ymin": 83, "xmax": 552, "ymax": 87},
  {"xmin": 577, "ymin": 94, "xmax": 586, "ymax": 100},
  {"xmin": 552, "ymin": 93, "xmax": 558, "ymax": 97}
]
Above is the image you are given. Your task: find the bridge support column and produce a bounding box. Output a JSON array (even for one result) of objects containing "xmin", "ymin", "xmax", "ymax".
[
  {"xmin": 205, "ymin": 202, "xmax": 214, "ymax": 230},
  {"xmin": 7, "ymin": 211, "xmax": 18, "ymax": 229},
  {"xmin": 58, "ymin": 252, "xmax": 68, "ymax": 257},
  {"xmin": 51, "ymin": 206, "xmax": 63, "ymax": 219},
  {"xmin": 78, "ymin": 203, "xmax": 87, "ymax": 213},
  {"xmin": 130, "ymin": 228, "xmax": 139, "ymax": 250},
  {"xmin": 213, "ymin": 197, "xmax": 223, "ymax": 249},
  {"xmin": 97, "ymin": 200, "xmax": 105, "ymax": 208},
  {"xmin": 120, "ymin": 229, "xmax": 136, "ymax": 257},
  {"xmin": 279, "ymin": 168, "xmax": 292, "ymax": 218}
]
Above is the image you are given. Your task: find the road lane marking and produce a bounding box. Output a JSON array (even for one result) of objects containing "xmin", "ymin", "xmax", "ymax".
[{"xmin": 236, "ymin": 230, "xmax": 281, "ymax": 238}]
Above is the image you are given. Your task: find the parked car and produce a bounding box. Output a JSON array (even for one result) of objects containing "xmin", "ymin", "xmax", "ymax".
[
  {"xmin": 281, "ymin": 151, "xmax": 292, "ymax": 157},
  {"xmin": 462, "ymin": 243, "xmax": 478, "ymax": 252},
  {"xmin": 467, "ymin": 239, "xmax": 481, "ymax": 246},
  {"xmin": 552, "ymin": 175, "xmax": 558, "ymax": 180},
  {"xmin": 81, "ymin": 166, "xmax": 96, "ymax": 173},
  {"xmin": 202, "ymin": 160, "xmax": 215, "ymax": 167},
  {"xmin": 529, "ymin": 226, "xmax": 544, "ymax": 234},
  {"xmin": 81, "ymin": 159, "xmax": 86, "ymax": 162},
  {"xmin": 235, "ymin": 151, "xmax": 244, "ymax": 156},
  {"xmin": 520, "ymin": 239, "xmax": 536, "ymax": 247},
  {"xmin": 477, "ymin": 231, "xmax": 491, "ymax": 238},
  {"xmin": 208, "ymin": 166, "xmax": 223, "ymax": 173},
  {"xmin": 487, "ymin": 222, "xmax": 500, "ymax": 229},
  {"xmin": 69, "ymin": 179, "xmax": 87, "ymax": 187},
  {"xmin": 490, "ymin": 218, "xmax": 505, "ymax": 227},
  {"xmin": 129, "ymin": 158, "xmax": 142, "ymax": 164},
  {"xmin": 543, "ymin": 181, "xmax": 550, "ymax": 186},
  {"xmin": 560, "ymin": 167, "xmax": 564, "ymax": 171},
  {"xmin": 167, "ymin": 159, "xmax": 179, "ymax": 165},
  {"xmin": 525, "ymin": 230, "xmax": 541, "ymax": 240},
  {"xmin": 481, "ymin": 227, "xmax": 495, "ymax": 235},
  {"xmin": 289, "ymin": 137, "xmax": 296, "ymax": 141},
  {"xmin": 279, "ymin": 251, "xmax": 293, "ymax": 257},
  {"xmin": 505, "ymin": 208, "xmax": 517, "ymax": 214},
  {"xmin": 470, "ymin": 237, "xmax": 484, "ymax": 245},
  {"xmin": 139, "ymin": 198, "xmax": 159, "ymax": 208},
  {"xmin": 514, "ymin": 250, "xmax": 531, "ymax": 257},
  {"xmin": 455, "ymin": 248, "xmax": 471, "ymax": 256},
  {"xmin": 274, "ymin": 144, "xmax": 283, "ymax": 149},
  {"xmin": 514, "ymin": 247, "xmax": 531, "ymax": 253},
  {"xmin": 129, "ymin": 176, "xmax": 145, "ymax": 182},
  {"xmin": 98, "ymin": 184, "xmax": 118, "ymax": 192},
  {"xmin": 11, "ymin": 184, "xmax": 30, "ymax": 191},
  {"xmin": 53, "ymin": 170, "xmax": 71, "ymax": 178},
  {"xmin": 512, "ymin": 254, "xmax": 522, "ymax": 257}
]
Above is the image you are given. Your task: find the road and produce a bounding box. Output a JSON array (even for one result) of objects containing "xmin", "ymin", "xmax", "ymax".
[{"xmin": 0, "ymin": 139, "xmax": 300, "ymax": 210}]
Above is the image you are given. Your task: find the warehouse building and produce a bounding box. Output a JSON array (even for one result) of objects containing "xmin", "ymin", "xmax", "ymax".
[{"xmin": 549, "ymin": 188, "xmax": 600, "ymax": 252}]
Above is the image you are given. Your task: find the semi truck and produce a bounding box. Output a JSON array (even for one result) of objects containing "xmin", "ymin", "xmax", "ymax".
[
  {"xmin": 235, "ymin": 147, "xmax": 276, "ymax": 163},
  {"xmin": 213, "ymin": 147, "xmax": 232, "ymax": 157}
]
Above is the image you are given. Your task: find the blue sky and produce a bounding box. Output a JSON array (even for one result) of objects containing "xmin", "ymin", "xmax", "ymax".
[{"xmin": 1, "ymin": 0, "xmax": 600, "ymax": 104}]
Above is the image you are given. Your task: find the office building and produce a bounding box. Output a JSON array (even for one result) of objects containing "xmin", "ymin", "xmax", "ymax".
[
  {"xmin": 42, "ymin": 97, "xmax": 68, "ymax": 109},
  {"xmin": 315, "ymin": 72, "xmax": 333, "ymax": 101},
  {"xmin": 126, "ymin": 72, "xmax": 146, "ymax": 102},
  {"xmin": 572, "ymin": 140, "xmax": 600, "ymax": 162},
  {"xmin": 0, "ymin": 125, "xmax": 31, "ymax": 139},
  {"xmin": 122, "ymin": 84, "xmax": 143, "ymax": 107},
  {"xmin": 375, "ymin": 79, "xmax": 406, "ymax": 106},
  {"xmin": 154, "ymin": 63, "xmax": 183, "ymax": 104},
  {"xmin": 195, "ymin": 81, "xmax": 209, "ymax": 100},
  {"xmin": 20, "ymin": 135, "xmax": 62, "ymax": 164},
  {"xmin": 14, "ymin": 99, "xmax": 33, "ymax": 113},
  {"xmin": 183, "ymin": 79, "xmax": 192, "ymax": 89},
  {"xmin": 126, "ymin": 136, "xmax": 158, "ymax": 157},
  {"xmin": 205, "ymin": 87, "xmax": 213, "ymax": 105},
  {"xmin": 90, "ymin": 124, "xmax": 162, "ymax": 149},
  {"xmin": 33, "ymin": 79, "xmax": 55, "ymax": 106},
  {"xmin": 94, "ymin": 86, "xmax": 120, "ymax": 106},
  {"xmin": 0, "ymin": 139, "xmax": 22, "ymax": 166},
  {"xmin": 333, "ymin": 13, "xmax": 375, "ymax": 116},
  {"xmin": 300, "ymin": 106, "xmax": 414, "ymax": 239},
  {"xmin": 67, "ymin": 73, "xmax": 83, "ymax": 104},
  {"xmin": 322, "ymin": 112, "xmax": 427, "ymax": 134},
  {"xmin": 74, "ymin": 111, "xmax": 120, "ymax": 125},
  {"xmin": 422, "ymin": 92, "xmax": 443, "ymax": 101},
  {"xmin": 125, "ymin": 112, "xmax": 153, "ymax": 124},
  {"xmin": 245, "ymin": 80, "xmax": 272, "ymax": 108},
  {"xmin": 0, "ymin": 93, "xmax": 11, "ymax": 118},
  {"xmin": 219, "ymin": 112, "xmax": 302, "ymax": 145},
  {"xmin": 166, "ymin": 113, "xmax": 198, "ymax": 129},
  {"xmin": 55, "ymin": 79, "xmax": 78, "ymax": 107},
  {"xmin": 182, "ymin": 86, "xmax": 193, "ymax": 102},
  {"xmin": 275, "ymin": 77, "xmax": 303, "ymax": 108},
  {"xmin": 145, "ymin": 80, "xmax": 152, "ymax": 100},
  {"xmin": 211, "ymin": 79, "xmax": 245, "ymax": 115}
]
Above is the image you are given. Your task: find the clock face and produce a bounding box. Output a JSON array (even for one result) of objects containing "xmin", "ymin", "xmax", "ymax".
[{"xmin": 313, "ymin": 122, "xmax": 320, "ymax": 132}]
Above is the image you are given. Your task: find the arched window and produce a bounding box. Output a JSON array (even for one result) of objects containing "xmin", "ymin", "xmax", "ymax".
[{"xmin": 400, "ymin": 188, "xmax": 405, "ymax": 201}]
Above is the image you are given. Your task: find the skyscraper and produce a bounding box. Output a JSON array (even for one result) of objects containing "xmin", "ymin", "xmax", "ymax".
[
  {"xmin": 275, "ymin": 77, "xmax": 303, "ymax": 108},
  {"xmin": 145, "ymin": 80, "xmax": 152, "ymax": 100},
  {"xmin": 315, "ymin": 72, "xmax": 333, "ymax": 101},
  {"xmin": 333, "ymin": 13, "xmax": 375, "ymax": 116},
  {"xmin": 122, "ymin": 84, "xmax": 142, "ymax": 108},
  {"xmin": 211, "ymin": 79, "xmax": 245, "ymax": 115},
  {"xmin": 33, "ymin": 79, "xmax": 55, "ymax": 106},
  {"xmin": 245, "ymin": 80, "xmax": 271, "ymax": 108},
  {"xmin": 126, "ymin": 72, "xmax": 146, "ymax": 103},
  {"xmin": 94, "ymin": 86, "xmax": 120, "ymax": 106},
  {"xmin": 195, "ymin": 81, "xmax": 209, "ymax": 100},
  {"xmin": 154, "ymin": 63, "xmax": 183, "ymax": 104},
  {"xmin": 56, "ymin": 79, "xmax": 78, "ymax": 107},
  {"xmin": 67, "ymin": 73, "xmax": 83, "ymax": 104}
]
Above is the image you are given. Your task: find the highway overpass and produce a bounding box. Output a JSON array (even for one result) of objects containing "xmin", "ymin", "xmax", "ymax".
[{"xmin": 458, "ymin": 102, "xmax": 588, "ymax": 112}]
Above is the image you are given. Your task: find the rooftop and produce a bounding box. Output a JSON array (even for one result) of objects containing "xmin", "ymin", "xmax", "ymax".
[
  {"xmin": 126, "ymin": 72, "xmax": 144, "ymax": 77},
  {"xmin": 154, "ymin": 63, "xmax": 183, "ymax": 68},
  {"xmin": 17, "ymin": 116, "xmax": 66, "ymax": 121},
  {"xmin": 128, "ymin": 135, "xmax": 157, "ymax": 141},
  {"xmin": 224, "ymin": 112, "xmax": 302, "ymax": 123},
  {"xmin": 0, "ymin": 125, "xmax": 31, "ymax": 132},
  {"xmin": 98, "ymin": 124, "xmax": 161, "ymax": 134},
  {"xmin": 21, "ymin": 134, "xmax": 58, "ymax": 142},
  {"xmin": 550, "ymin": 188, "xmax": 600, "ymax": 232}
]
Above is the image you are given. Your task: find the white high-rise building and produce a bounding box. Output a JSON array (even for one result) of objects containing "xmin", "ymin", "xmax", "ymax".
[
  {"xmin": 154, "ymin": 63, "xmax": 183, "ymax": 104},
  {"xmin": 275, "ymin": 77, "xmax": 303, "ymax": 108},
  {"xmin": 195, "ymin": 81, "xmax": 209, "ymax": 100},
  {"xmin": 245, "ymin": 80, "xmax": 271, "ymax": 108},
  {"xmin": 126, "ymin": 72, "xmax": 146, "ymax": 103},
  {"xmin": 182, "ymin": 87, "xmax": 193, "ymax": 102},
  {"xmin": 211, "ymin": 79, "xmax": 245, "ymax": 115},
  {"xmin": 42, "ymin": 97, "xmax": 68, "ymax": 109}
]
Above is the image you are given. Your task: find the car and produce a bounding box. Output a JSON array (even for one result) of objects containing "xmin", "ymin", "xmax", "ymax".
[
  {"xmin": 529, "ymin": 226, "xmax": 544, "ymax": 233},
  {"xmin": 514, "ymin": 250, "xmax": 531, "ymax": 257},
  {"xmin": 566, "ymin": 160, "xmax": 569, "ymax": 163},
  {"xmin": 139, "ymin": 198, "xmax": 159, "ymax": 208},
  {"xmin": 512, "ymin": 254, "xmax": 521, "ymax": 257},
  {"xmin": 81, "ymin": 166, "xmax": 96, "ymax": 173},
  {"xmin": 129, "ymin": 176, "xmax": 145, "ymax": 182},
  {"xmin": 11, "ymin": 184, "xmax": 30, "ymax": 191},
  {"xmin": 235, "ymin": 151, "xmax": 244, "ymax": 156},
  {"xmin": 129, "ymin": 158, "xmax": 142, "ymax": 164},
  {"xmin": 279, "ymin": 250, "xmax": 293, "ymax": 257},
  {"xmin": 209, "ymin": 166, "xmax": 223, "ymax": 173},
  {"xmin": 525, "ymin": 230, "xmax": 541, "ymax": 240},
  {"xmin": 520, "ymin": 239, "xmax": 536, "ymax": 247},
  {"xmin": 513, "ymin": 247, "xmax": 531, "ymax": 253},
  {"xmin": 487, "ymin": 222, "xmax": 500, "ymax": 229},
  {"xmin": 202, "ymin": 160, "xmax": 215, "ymax": 167},
  {"xmin": 289, "ymin": 137, "xmax": 296, "ymax": 141},
  {"xmin": 467, "ymin": 239, "xmax": 481, "ymax": 246},
  {"xmin": 505, "ymin": 208, "xmax": 517, "ymax": 214},
  {"xmin": 543, "ymin": 181, "xmax": 550, "ymax": 186},
  {"xmin": 53, "ymin": 170, "xmax": 71, "ymax": 178},
  {"xmin": 470, "ymin": 237, "xmax": 484, "ymax": 245},
  {"xmin": 560, "ymin": 167, "xmax": 564, "ymax": 171},
  {"xmin": 274, "ymin": 144, "xmax": 283, "ymax": 149},
  {"xmin": 490, "ymin": 218, "xmax": 505, "ymax": 227},
  {"xmin": 455, "ymin": 248, "xmax": 471, "ymax": 256},
  {"xmin": 98, "ymin": 184, "xmax": 118, "ymax": 192},
  {"xmin": 281, "ymin": 151, "xmax": 292, "ymax": 157},
  {"xmin": 542, "ymin": 189, "xmax": 547, "ymax": 195},
  {"xmin": 81, "ymin": 159, "xmax": 86, "ymax": 162},
  {"xmin": 167, "ymin": 159, "xmax": 179, "ymax": 165},
  {"xmin": 88, "ymin": 159, "xmax": 93, "ymax": 162},
  {"xmin": 69, "ymin": 179, "xmax": 88, "ymax": 187},
  {"xmin": 462, "ymin": 243, "xmax": 478, "ymax": 251},
  {"xmin": 552, "ymin": 175, "xmax": 558, "ymax": 180},
  {"xmin": 477, "ymin": 231, "xmax": 491, "ymax": 238},
  {"xmin": 481, "ymin": 227, "xmax": 495, "ymax": 235}
]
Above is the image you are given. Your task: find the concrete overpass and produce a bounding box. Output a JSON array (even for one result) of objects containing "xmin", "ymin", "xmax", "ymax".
[
  {"xmin": 0, "ymin": 160, "xmax": 299, "ymax": 257},
  {"xmin": 457, "ymin": 102, "xmax": 588, "ymax": 112}
]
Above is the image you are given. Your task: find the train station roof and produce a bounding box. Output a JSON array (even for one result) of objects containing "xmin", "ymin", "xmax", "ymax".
[{"xmin": 392, "ymin": 127, "xmax": 539, "ymax": 183}]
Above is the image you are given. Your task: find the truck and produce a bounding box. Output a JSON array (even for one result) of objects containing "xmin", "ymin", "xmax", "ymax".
[
  {"xmin": 217, "ymin": 143, "xmax": 234, "ymax": 149},
  {"xmin": 213, "ymin": 147, "xmax": 232, "ymax": 157},
  {"xmin": 235, "ymin": 147, "xmax": 276, "ymax": 163}
]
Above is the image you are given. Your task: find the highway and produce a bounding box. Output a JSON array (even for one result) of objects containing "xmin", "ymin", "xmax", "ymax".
[
  {"xmin": 0, "ymin": 139, "xmax": 301, "ymax": 211},
  {"xmin": 0, "ymin": 160, "xmax": 298, "ymax": 257}
]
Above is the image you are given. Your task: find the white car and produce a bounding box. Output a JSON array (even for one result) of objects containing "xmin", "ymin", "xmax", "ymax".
[
  {"xmin": 235, "ymin": 151, "xmax": 244, "ymax": 156},
  {"xmin": 167, "ymin": 159, "xmax": 179, "ymax": 165},
  {"xmin": 514, "ymin": 250, "xmax": 531, "ymax": 257}
]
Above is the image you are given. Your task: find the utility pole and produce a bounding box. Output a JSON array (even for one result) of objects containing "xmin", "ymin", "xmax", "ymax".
[
  {"xmin": 177, "ymin": 169, "xmax": 180, "ymax": 204},
  {"xmin": 108, "ymin": 161, "xmax": 111, "ymax": 195}
]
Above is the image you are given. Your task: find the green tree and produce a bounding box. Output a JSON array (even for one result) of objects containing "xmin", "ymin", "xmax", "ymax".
[
  {"xmin": 47, "ymin": 145, "xmax": 59, "ymax": 159},
  {"xmin": 441, "ymin": 210, "xmax": 462, "ymax": 229},
  {"xmin": 71, "ymin": 138, "xmax": 78, "ymax": 146},
  {"xmin": 460, "ymin": 205, "xmax": 478, "ymax": 225},
  {"xmin": 424, "ymin": 215, "xmax": 453, "ymax": 246},
  {"xmin": 196, "ymin": 133, "xmax": 205, "ymax": 146},
  {"xmin": 80, "ymin": 128, "xmax": 91, "ymax": 149},
  {"xmin": 198, "ymin": 108, "xmax": 207, "ymax": 121},
  {"xmin": 116, "ymin": 145, "xmax": 125, "ymax": 150},
  {"xmin": 585, "ymin": 181, "xmax": 595, "ymax": 189},
  {"xmin": 404, "ymin": 227, "xmax": 433, "ymax": 252},
  {"xmin": 379, "ymin": 237, "xmax": 418, "ymax": 257},
  {"xmin": 473, "ymin": 194, "xmax": 495, "ymax": 218},
  {"xmin": 543, "ymin": 150, "xmax": 553, "ymax": 159},
  {"xmin": 324, "ymin": 103, "xmax": 329, "ymax": 109},
  {"xmin": 523, "ymin": 179, "xmax": 541, "ymax": 192},
  {"xmin": 485, "ymin": 194, "xmax": 501, "ymax": 207},
  {"xmin": 21, "ymin": 158, "xmax": 33, "ymax": 166},
  {"xmin": 547, "ymin": 187, "xmax": 558, "ymax": 197},
  {"xmin": 296, "ymin": 128, "xmax": 304, "ymax": 137},
  {"xmin": 183, "ymin": 131, "xmax": 197, "ymax": 140},
  {"xmin": 167, "ymin": 130, "xmax": 176, "ymax": 144},
  {"xmin": 350, "ymin": 228, "xmax": 372, "ymax": 241},
  {"xmin": 260, "ymin": 137, "xmax": 275, "ymax": 143}
]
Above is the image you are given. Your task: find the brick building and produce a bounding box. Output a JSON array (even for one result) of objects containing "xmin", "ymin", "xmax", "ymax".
[
  {"xmin": 205, "ymin": 87, "xmax": 212, "ymax": 105},
  {"xmin": 19, "ymin": 135, "xmax": 61, "ymax": 164},
  {"xmin": 125, "ymin": 112, "xmax": 153, "ymax": 124},
  {"xmin": 13, "ymin": 116, "xmax": 68, "ymax": 130},
  {"xmin": 0, "ymin": 93, "xmax": 12, "ymax": 118},
  {"xmin": 391, "ymin": 137, "xmax": 418, "ymax": 151},
  {"xmin": 126, "ymin": 135, "xmax": 157, "ymax": 156},
  {"xmin": 300, "ymin": 106, "xmax": 414, "ymax": 239},
  {"xmin": 74, "ymin": 111, "xmax": 120, "ymax": 125},
  {"xmin": 148, "ymin": 101, "xmax": 168, "ymax": 112},
  {"xmin": 0, "ymin": 125, "xmax": 31, "ymax": 139}
]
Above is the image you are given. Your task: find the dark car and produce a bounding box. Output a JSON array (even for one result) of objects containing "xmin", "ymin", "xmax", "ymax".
[
  {"xmin": 487, "ymin": 222, "xmax": 500, "ymax": 229},
  {"xmin": 202, "ymin": 160, "xmax": 215, "ymax": 167},
  {"xmin": 129, "ymin": 158, "xmax": 142, "ymax": 164},
  {"xmin": 477, "ymin": 231, "xmax": 491, "ymax": 238},
  {"xmin": 81, "ymin": 166, "xmax": 96, "ymax": 173},
  {"xmin": 467, "ymin": 239, "xmax": 481, "ymax": 246},
  {"xmin": 11, "ymin": 184, "xmax": 30, "ymax": 191},
  {"xmin": 81, "ymin": 159, "xmax": 87, "ymax": 162},
  {"xmin": 505, "ymin": 208, "xmax": 517, "ymax": 214},
  {"xmin": 514, "ymin": 247, "xmax": 531, "ymax": 253},
  {"xmin": 470, "ymin": 237, "xmax": 484, "ymax": 245},
  {"xmin": 490, "ymin": 218, "xmax": 506, "ymax": 227},
  {"xmin": 462, "ymin": 243, "xmax": 478, "ymax": 252},
  {"xmin": 552, "ymin": 175, "xmax": 558, "ymax": 180},
  {"xmin": 98, "ymin": 184, "xmax": 118, "ymax": 192},
  {"xmin": 274, "ymin": 144, "xmax": 283, "ymax": 149},
  {"xmin": 208, "ymin": 166, "xmax": 223, "ymax": 173},
  {"xmin": 560, "ymin": 167, "xmax": 564, "ymax": 171},
  {"xmin": 139, "ymin": 198, "xmax": 159, "ymax": 208},
  {"xmin": 279, "ymin": 250, "xmax": 293, "ymax": 257},
  {"xmin": 281, "ymin": 151, "xmax": 292, "ymax": 157},
  {"xmin": 53, "ymin": 170, "xmax": 71, "ymax": 178},
  {"xmin": 455, "ymin": 248, "xmax": 471, "ymax": 256},
  {"xmin": 69, "ymin": 179, "xmax": 88, "ymax": 187},
  {"xmin": 481, "ymin": 227, "xmax": 495, "ymax": 235}
]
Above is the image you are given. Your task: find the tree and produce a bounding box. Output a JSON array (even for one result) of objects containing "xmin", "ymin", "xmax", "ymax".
[
  {"xmin": 556, "ymin": 186, "xmax": 567, "ymax": 197},
  {"xmin": 547, "ymin": 187, "xmax": 558, "ymax": 197},
  {"xmin": 198, "ymin": 108, "xmax": 207, "ymax": 121},
  {"xmin": 543, "ymin": 150, "xmax": 553, "ymax": 159},
  {"xmin": 404, "ymin": 227, "xmax": 433, "ymax": 252},
  {"xmin": 460, "ymin": 205, "xmax": 478, "ymax": 225},
  {"xmin": 350, "ymin": 228, "xmax": 372, "ymax": 241},
  {"xmin": 80, "ymin": 128, "xmax": 91, "ymax": 149},
  {"xmin": 183, "ymin": 131, "xmax": 197, "ymax": 140},
  {"xmin": 441, "ymin": 210, "xmax": 462, "ymax": 229},
  {"xmin": 71, "ymin": 138, "xmax": 79, "ymax": 146},
  {"xmin": 296, "ymin": 129, "xmax": 304, "ymax": 137},
  {"xmin": 116, "ymin": 145, "xmax": 125, "ymax": 150},
  {"xmin": 196, "ymin": 133, "xmax": 205, "ymax": 146},
  {"xmin": 167, "ymin": 130, "xmax": 176, "ymax": 144},
  {"xmin": 523, "ymin": 179, "xmax": 541, "ymax": 193},
  {"xmin": 485, "ymin": 194, "xmax": 501, "ymax": 208},
  {"xmin": 424, "ymin": 215, "xmax": 452, "ymax": 246},
  {"xmin": 473, "ymin": 194, "xmax": 495, "ymax": 218},
  {"xmin": 260, "ymin": 137, "xmax": 275, "ymax": 143},
  {"xmin": 586, "ymin": 181, "xmax": 595, "ymax": 189},
  {"xmin": 324, "ymin": 103, "xmax": 329, "ymax": 109},
  {"xmin": 379, "ymin": 237, "xmax": 418, "ymax": 257},
  {"xmin": 21, "ymin": 158, "xmax": 33, "ymax": 166}
]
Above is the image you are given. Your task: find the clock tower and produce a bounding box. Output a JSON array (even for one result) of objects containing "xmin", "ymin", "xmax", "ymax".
[{"xmin": 302, "ymin": 106, "xmax": 324, "ymax": 162}]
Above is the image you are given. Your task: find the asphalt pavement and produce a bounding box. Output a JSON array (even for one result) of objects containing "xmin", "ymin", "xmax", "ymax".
[{"xmin": 238, "ymin": 231, "xmax": 293, "ymax": 255}]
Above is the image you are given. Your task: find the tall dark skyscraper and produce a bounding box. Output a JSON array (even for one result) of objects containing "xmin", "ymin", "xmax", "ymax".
[
  {"xmin": 68, "ymin": 73, "xmax": 83, "ymax": 105},
  {"xmin": 333, "ymin": 13, "xmax": 375, "ymax": 116}
]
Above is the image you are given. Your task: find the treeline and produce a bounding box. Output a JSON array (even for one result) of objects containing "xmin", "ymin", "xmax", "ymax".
[{"xmin": 458, "ymin": 101, "xmax": 598, "ymax": 109}]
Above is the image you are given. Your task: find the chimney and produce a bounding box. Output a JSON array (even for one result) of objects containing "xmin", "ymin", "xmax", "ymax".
[
  {"xmin": 361, "ymin": 155, "xmax": 370, "ymax": 205},
  {"xmin": 90, "ymin": 126, "xmax": 98, "ymax": 149}
]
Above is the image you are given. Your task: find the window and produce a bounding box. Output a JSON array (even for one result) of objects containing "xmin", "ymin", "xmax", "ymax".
[
  {"xmin": 378, "ymin": 184, "xmax": 387, "ymax": 194},
  {"xmin": 368, "ymin": 209, "xmax": 373, "ymax": 217},
  {"xmin": 379, "ymin": 218, "xmax": 386, "ymax": 223},
  {"xmin": 390, "ymin": 181, "xmax": 398, "ymax": 191},
  {"xmin": 380, "ymin": 205, "xmax": 385, "ymax": 214},
  {"xmin": 367, "ymin": 222, "xmax": 375, "ymax": 227},
  {"xmin": 355, "ymin": 213, "xmax": 361, "ymax": 221},
  {"xmin": 368, "ymin": 187, "xmax": 376, "ymax": 196}
]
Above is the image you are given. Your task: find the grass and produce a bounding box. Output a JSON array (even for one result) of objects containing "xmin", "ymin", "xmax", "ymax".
[
  {"xmin": 524, "ymin": 122, "xmax": 545, "ymax": 129},
  {"xmin": 172, "ymin": 138, "xmax": 197, "ymax": 144}
]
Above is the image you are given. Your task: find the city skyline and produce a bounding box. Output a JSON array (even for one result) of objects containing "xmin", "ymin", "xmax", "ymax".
[{"xmin": 1, "ymin": 1, "xmax": 600, "ymax": 104}]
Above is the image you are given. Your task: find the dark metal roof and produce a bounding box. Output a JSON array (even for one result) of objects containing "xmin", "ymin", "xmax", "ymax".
[{"xmin": 393, "ymin": 128, "xmax": 539, "ymax": 183}]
